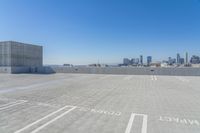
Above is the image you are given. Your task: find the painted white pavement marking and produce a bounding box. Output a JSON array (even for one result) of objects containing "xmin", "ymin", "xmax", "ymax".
[
  {"xmin": 151, "ymin": 75, "xmax": 154, "ymax": 80},
  {"xmin": 125, "ymin": 113, "xmax": 135, "ymax": 133},
  {"xmin": 124, "ymin": 76, "xmax": 133, "ymax": 80},
  {"xmin": 31, "ymin": 106, "xmax": 76, "ymax": 133},
  {"xmin": 14, "ymin": 105, "xmax": 76, "ymax": 133},
  {"xmin": 175, "ymin": 77, "xmax": 189, "ymax": 82},
  {"xmin": 125, "ymin": 113, "xmax": 148, "ymax": 133},
  {"xmin": 0, "ymin": 101, "xmax": 19, "ymax": 108},
  {"xmin": 78, "ymin": 107, "xmax": 121, "ymax": 116},
  {"xmin": 0, "ymin": 100, "xmax": 27, "ymax": 111},
  {"xmin": 159, "ymin": 116, "xmax": 200, "ymax": 126},
  {"xmin": 154, "ymin": 75, "xmax": 157, "ymax": 81},
  {"xmin": 151, "ymin": 75, "xmax": 157, "ymax": 81}
]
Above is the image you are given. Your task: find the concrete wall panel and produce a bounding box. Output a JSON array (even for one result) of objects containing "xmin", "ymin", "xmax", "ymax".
[{"xmin": 47, "ymin": 66, "xmax": 200, "ymax": 76}]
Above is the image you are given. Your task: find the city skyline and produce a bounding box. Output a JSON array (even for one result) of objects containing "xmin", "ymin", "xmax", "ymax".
[
  {"xmin": 122, "ymin": 52, "xmax": 200, "ymax": 66},
  {"xmin": 0, "ymin": 0, "xmax": 200, "ymax": 65}
]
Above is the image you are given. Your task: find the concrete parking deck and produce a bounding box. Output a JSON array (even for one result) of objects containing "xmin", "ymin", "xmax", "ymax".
[{"xmin": 0, "ymin": 73, "xmax": 200, "ymax": 133}]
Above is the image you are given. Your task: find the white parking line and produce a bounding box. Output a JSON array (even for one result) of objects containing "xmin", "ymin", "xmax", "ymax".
[
  {"xmin": 124, "ymin": 76, "xmax": 133, "ymax": 80},
  {"xmin": 151, "ymin": 75, "xmax": 157, "ymax": 81},
  {"xmin": 175, "ymin": 77, "xmax": 189, "ymax": 82},
  {"xmin": 0, "ymin": 100, "xmax": 27, "ymax": 111},
  {"xmin": 0, "ymin": 101, "xmax": 19, "ymax": 108},
  {"xmin": 125, "ymin": 113, "xmax": 148, "ymax": 133},
  {"xmin": 154, "ymin": 75, "xmax": 157, "ymax": 81},
  {"xmin": 14, "ymin": 105, "xmax": 76, "ymax": 133},
  {"xmin": 151, "ymin": 75, "xmax": 154, "ymax": 80},
  {"xmin": 31, "ymin": 106, "xmax": 76, "ymax": 133}
]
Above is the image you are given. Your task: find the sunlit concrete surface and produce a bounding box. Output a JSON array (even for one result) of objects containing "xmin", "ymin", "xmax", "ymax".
[{"xmin": 0, "ymin": 73, "xmax": 200, "ymax": 133}]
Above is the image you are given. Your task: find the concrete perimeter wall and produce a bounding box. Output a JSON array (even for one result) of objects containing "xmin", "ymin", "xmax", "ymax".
[
  {"xmin": 47, "ymin": 66, "xmax": 200, "ymax": 76},
  {"xmin": 1, "ymin": 66, "xmax": 200, "ymax": 76},
  {"xmin": 0, "ymin": 67, "xmax": 11, "ymax": 73}
]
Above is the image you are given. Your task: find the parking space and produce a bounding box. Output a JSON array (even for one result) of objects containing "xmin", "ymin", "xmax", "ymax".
[{"xmin": 0, "ymin": 73, "xmax": 200, "ymax": 133}]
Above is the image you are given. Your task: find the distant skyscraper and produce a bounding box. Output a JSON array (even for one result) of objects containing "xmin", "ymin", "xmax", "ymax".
[
  {"xmin": 186, "ymin": 52, "xmax": 189, "ymax": 64},
  {"xmin": 177, "ymin": 53, "xmax": 180, "ymax": 64},
  {"xmin": 140, "ymin": 55, "xmax": 143, "ymax": 65},
  {"xmin": 180, "ymin": 58, "xmax": 185, "ymax": 64},
  {"xmin": 135, "ymin": 58, "xmax": 139, "ymax": 64},
  {"xmin": 147, "ymin": 56, "xmax": 152, "ymax": 66},
  {"xmin": 131, "ymin": 58, "xmax": 139, "ymax": 65},
  {"xmin": 123, "ymin": 58, "xmax": 130, "ymax": 66}
]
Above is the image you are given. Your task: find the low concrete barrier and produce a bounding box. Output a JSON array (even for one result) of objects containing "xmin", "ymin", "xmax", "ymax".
[
  {"xmin": 0, "ymin": 67, "xmax": 11, "ymax": 73},
  {"xmin": 1, "ymin": 66, "xmax": 200, "ymax": 76},
  {"xmin": 47, "ymin": 66, "xmax": 200, "ymax": 76}
]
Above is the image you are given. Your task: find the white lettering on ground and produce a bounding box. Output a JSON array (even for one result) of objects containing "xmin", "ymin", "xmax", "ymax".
[
  {"xmin": 159, "ymin": 116, "xmax": 200, "ymax": 126},
  {"xmin": 77, "ymin": 107, "xmax": 121, "ymax": 116}
]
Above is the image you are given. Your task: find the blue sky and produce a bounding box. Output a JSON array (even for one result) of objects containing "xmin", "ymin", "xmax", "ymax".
[{"xmin": 0, "ymin": 0, "xmax": 200, "ymax": 65}]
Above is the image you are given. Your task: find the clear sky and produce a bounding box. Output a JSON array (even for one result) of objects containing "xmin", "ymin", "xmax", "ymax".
[{"xmin": 0, "ymin": 0, "xmax": 200, "ymax": 65}]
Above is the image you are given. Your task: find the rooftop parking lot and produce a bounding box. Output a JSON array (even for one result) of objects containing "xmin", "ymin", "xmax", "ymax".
[{"xmin": 0, "ymin": 73, "xmax": 200, "ymax": 133}]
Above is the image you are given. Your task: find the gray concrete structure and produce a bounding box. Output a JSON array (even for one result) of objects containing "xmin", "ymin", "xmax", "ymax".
[
  {"xmin": 0, "ymin": 41, "xmax": 43, "ymax": 73},
  {"xmin": 0, "ymin": 73, "xmax": 200, "ymax": 133},
  {"xmin": 46, "ymin": 66, "xmax": 200, "ymax": 76}
]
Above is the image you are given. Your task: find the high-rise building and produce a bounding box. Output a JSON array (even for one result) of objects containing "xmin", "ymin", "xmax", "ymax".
[
  {"xmin": 123, "ymin": 58, "xmax": 130, "ymax": 66},
  {"xmin": 140, "ymin": 55, "xmax": 143, "ymax": 65},
  {"xmin": 131, "ymin": 58, "xmax": 139, "ymax": 65},
  {"xmin": 186, "ymin": 52, "xmax": 189, "ymax": 64},
  {"xmin": 177, "ymin": 53, "xmax": 180, "ymax": 64},
  {"xmin": 147, "ymin": 56, "xmax": 152, "ymax": 66},
  {"xmin": 180, "ymin": 58, "xmax": 185, "ymax": 64}
]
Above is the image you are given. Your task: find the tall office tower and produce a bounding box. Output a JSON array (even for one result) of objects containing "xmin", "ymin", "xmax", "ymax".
[
  {"xmin": 131, "ymin": 58, "xmax": 139, "ymax": 65},
  {"xmin": 147, "ymin": 56, "xmax": 152, "ymax": 66},
  {"xmin": 123, "ymin": 58, "xmax": 130, "ymax": 66},
  {"xmin": 135, "ymin": 58, "xmax": 140, "ymax": 65},
  {"xmin": 140, "ymin": 55, "xmax": 143, "ymax": 65},
  {"xmin": 186, "ymin": 52, "xmax": 189, "ymax": 64},
  {"xmin": 180, "ymin": 58, "xmax": 185, "ymax": 64},
  {"xmin": 177, "ymin": 53, "xmax": 180, "ymax": 64}
]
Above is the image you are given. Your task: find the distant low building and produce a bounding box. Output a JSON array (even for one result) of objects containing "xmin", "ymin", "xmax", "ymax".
[
  {"xmin": 63, "ymin": 64, "xmax": 73, "ymax": 67},
  {"xmin": 168, "ymin": 57, "xmax": 176, "ymax": 65},
  {"xmin": 150, "ymin": 62, "xmax": 161, "ymax": 67},
  {"xmin": 88, "ymin": 64, "xmax": 108, "ymax": 67},
  {"xmin": 161, "ymin": 62, "xmax": 168, "ymax": 67},
  {"xmin": 190, "ymin": 55, "xmax": 200, "ymax": 64}
]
